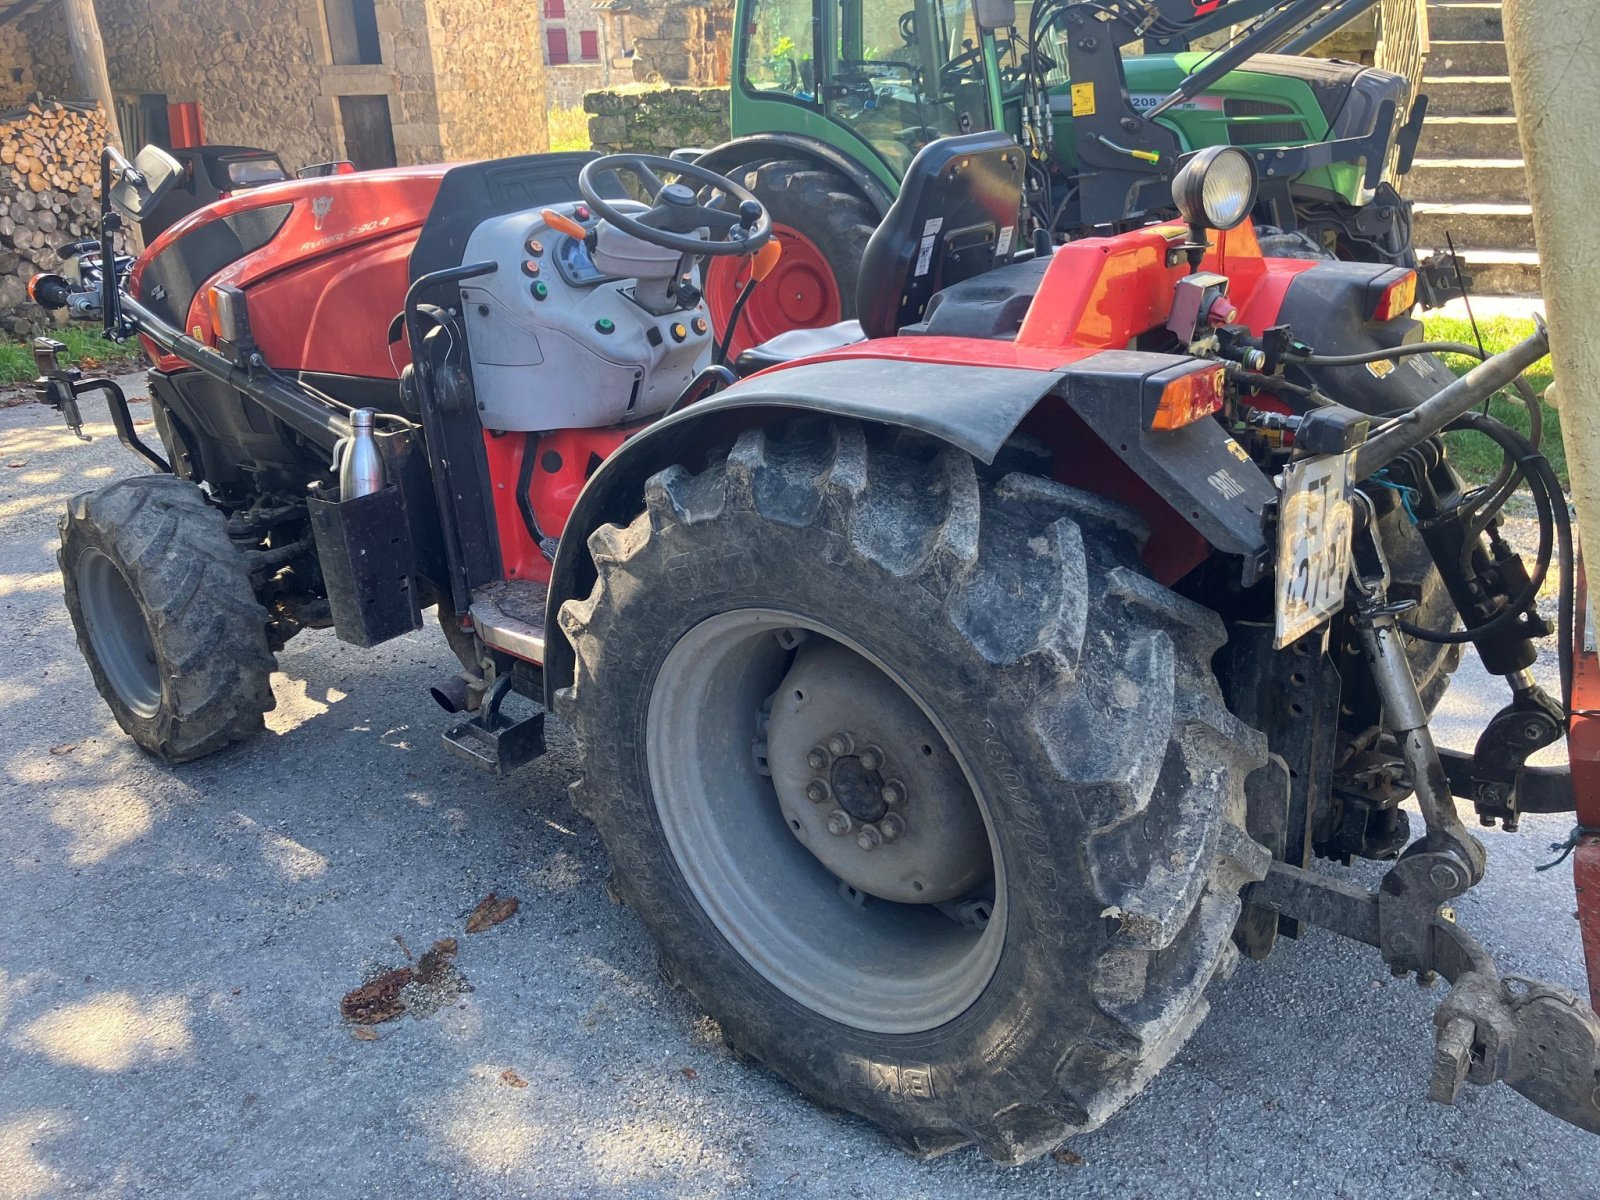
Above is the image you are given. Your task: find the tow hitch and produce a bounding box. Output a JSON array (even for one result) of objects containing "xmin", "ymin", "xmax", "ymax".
[{"xmin": 1246, "ymin": 489, "xmax": 1600, "ymax": 1134}]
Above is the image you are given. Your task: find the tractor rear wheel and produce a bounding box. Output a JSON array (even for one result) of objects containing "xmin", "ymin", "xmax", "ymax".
[
  {"xmin": 558, "ymin": 421, "xmax": 1271, "ymax": 1162},
  {"xmin": 705, "ymin": 160, "xmax": 876, "ymax": 359},
  {"xmin": 60, "ymin": 475, "xmax": 276, "ymax": 763}
]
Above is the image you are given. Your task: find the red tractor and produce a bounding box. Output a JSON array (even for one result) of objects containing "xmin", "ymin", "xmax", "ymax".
[{"xmin": 31, "ymin": 137, "xmax": 1600, "ymax": 1160}]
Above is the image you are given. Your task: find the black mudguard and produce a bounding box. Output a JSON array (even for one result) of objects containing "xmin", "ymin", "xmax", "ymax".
[
  {"xmin": 541, "ymin": 350, "xmax": 1272, "ymax": 699},
  {"xmin": 1275, "ymin": 261, "xmax": 1457, "ymax": 413}
]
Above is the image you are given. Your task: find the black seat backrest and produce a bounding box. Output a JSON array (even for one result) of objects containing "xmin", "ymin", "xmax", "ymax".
[
  {"xmin": 408, "ymin": 151, "xmax": 629, "ymax": 282},
  {"xmin": 855, "ymin": 132, "xmax": 1026, "ymax": 340}
]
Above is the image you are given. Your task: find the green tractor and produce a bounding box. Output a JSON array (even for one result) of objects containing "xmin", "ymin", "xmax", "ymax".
[{"xmin": 697, "ymin": 0, "xmax": 1440, "ymax": 353}]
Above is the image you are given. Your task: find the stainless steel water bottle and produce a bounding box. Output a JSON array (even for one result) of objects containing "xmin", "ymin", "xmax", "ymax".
[{"xmin": 339, "ymin": 408, "xmax": 385, "ymax": 500}]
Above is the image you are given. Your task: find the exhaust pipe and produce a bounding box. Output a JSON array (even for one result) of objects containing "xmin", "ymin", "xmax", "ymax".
[{"xmin": 430, "ymin": 673, "xmax": 480, "ymax": 715}]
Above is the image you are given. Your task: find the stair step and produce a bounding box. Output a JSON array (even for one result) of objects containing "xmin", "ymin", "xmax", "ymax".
[
  {"xmin": 1426, "ymin": 3, "xmax": 1503, "ymax": 40},
  {"xmin": 1422, "ymin": 76, "xmax": 1515, "ymax": 117},
  {"xmin": 1447, "ymin": 250, "xmax": 1542, "ymax": 299},
  {"xmin": 1417, "ymin": 115, "xmax": 1520, "ymax": 158},
  {"xmin": 1407, "ymin": 159, "xmax": 1528, "ymax": 204},
  {"xmin": 1413, "ymin": 202, "xmax": 1536, "ymax": 251},
  {"xmin": 1426, "ymin": 39, "xmax": 1507, "ymax": 76}
]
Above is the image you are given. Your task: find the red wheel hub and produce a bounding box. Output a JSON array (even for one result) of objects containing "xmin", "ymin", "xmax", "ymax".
[{"xmin": 705, "ymin": 223, "xmax": 844, "ymax": 362}]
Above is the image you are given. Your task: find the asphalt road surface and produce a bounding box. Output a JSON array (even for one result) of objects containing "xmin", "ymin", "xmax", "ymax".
[{"xmin": 2, "ymin": 383, "xmax": 1596, "ymax": 1199}]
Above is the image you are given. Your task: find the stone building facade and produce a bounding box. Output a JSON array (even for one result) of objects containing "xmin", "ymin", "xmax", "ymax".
[
  {"xmin": 603, "ymin": 0, "xmax": 729, "ymax": 87},
  {"xmin": 541, "ymin": 0, "xmax": 620, "ymax": 109},
  {"xmin": 1, "ymin": 0, "xmax": 549, "ymax": 172}
]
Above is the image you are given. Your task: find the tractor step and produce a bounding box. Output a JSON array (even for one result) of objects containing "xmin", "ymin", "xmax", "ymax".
[
  {"xmin": 441, "ymin": 673, "xmax": 547, "ymax": 774},
  {"xmin": 468, "ymin": 579, "xmax": 547, "ymax": 664}
]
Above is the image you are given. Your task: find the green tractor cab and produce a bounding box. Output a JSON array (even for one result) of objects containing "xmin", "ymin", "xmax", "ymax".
[{"xmin": 699, "ymin": 0, "xmax": 1438, "ymax": 354}]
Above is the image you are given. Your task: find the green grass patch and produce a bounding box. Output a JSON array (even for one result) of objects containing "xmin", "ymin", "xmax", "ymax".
[
  {"xmin": 0, "ymin": 327, "xmax": 143, "ymax": 388},
  {"xmin": 1422, "ymin": 314, "xmax": 1561, "ymax": 489},
  {"xmin": 549, "ymin": 106, "xmax": 591, "ymax": 153}
]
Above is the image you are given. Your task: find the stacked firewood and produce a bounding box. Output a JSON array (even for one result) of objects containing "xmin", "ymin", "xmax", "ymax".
[{"xmin": 0, "ymin": 100, "xmax": 110, "ymax": 332}]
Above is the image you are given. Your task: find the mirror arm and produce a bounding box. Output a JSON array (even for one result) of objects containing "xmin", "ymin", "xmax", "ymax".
[{"xmin": 98, "ymin": 148, "xmax": 125, "ymax": 342}]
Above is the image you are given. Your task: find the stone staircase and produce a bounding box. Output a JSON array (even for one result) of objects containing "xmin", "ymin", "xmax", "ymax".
[{"xmin": 1406, "ymin": 1, "xmax": 1537, "ymax": 296}]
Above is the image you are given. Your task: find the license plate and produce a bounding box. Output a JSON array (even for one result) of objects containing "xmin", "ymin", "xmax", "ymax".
[{"xmin": 1274, "ymin": 453, "xmax": 1355, "ymax": 650}]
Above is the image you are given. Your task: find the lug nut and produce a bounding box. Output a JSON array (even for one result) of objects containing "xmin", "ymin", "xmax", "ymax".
[
  {"xmin": 826, "ymin": 810, "xmax": 853, "ymax": 836},
  {"xmin": 880, "ymin": 812, "xmax": 906, "ymax": 841},
  {"xmin": 881, "ymin": 780, "xmax": 906, "ymax": 806},
  {"xmin": 826, "ymin": 732, "xmax": 854, "ymax": 757},
  {"xmin": 806, "ymin": 747, "xmax": 828, "ymax": 771},
  {"xmin": 856, "ymin": 824, "xmax": 883, "ymax": 851},
  {"xmin": 859, "ymin": 745, "xmax": 884, "ymax": 772},
  {"xmin": 806, "ymin": 780, "xmax": 830, "ymax": 804}
]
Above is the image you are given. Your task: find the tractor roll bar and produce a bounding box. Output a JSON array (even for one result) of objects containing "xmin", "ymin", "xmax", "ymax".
[{"xmin": 1351, "ymin": 324, "xmax": 1551, "ymax": 479}]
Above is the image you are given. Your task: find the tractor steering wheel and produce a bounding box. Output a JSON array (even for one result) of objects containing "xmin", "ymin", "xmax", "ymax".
[{"xmin": 579, "ymin": 154, "xmax": 773, "ymax": 258}]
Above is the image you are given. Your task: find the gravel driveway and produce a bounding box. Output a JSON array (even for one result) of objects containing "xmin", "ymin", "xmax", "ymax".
[{"xmin": 1, "ymin": 383, "xmax": 1596, "ymax": 1198}]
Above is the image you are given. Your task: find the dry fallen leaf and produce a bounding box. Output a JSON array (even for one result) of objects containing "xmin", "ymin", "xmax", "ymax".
[
  {"xmin": 416, "ymin": 937, "xmax": 459, "ymax": 984},
  {"xmin": 680, "ymin": 1067, "xmax": 698, "ymax": 1081},
  {"xmin": 466, "ymin": 893, "xmax": 519, "ymax": 934},
  {"xmin": 500, "ymin": 1069, "xmax": 529, "ymax": 1089},
  {"xmin": 351, "ymin": 1027, "xmax": 379, "ymax": 1042},
  {"xmin": 48, "ymin": 743, "xmax": 77, "ymax": 756},
  {"xmin": 1051, "ymin": 1148, "xmax": 1085, "ymax": 1167},
  {"xmin": 7, "ymin": 459, "xmax": 28, "ymax": 468},
  {"xmin": 340, "ymin": 967, "xmax": 414, "ymax": 1024}
]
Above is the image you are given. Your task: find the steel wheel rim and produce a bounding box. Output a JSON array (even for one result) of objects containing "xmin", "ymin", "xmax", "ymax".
[
  {"xmin": 77, "ymin": 546, "xmax": 161, "ymax": 719},
  {"xmin": 645, "ymin": 608, "xmax": 1005, "ymax": 1034},
  {"xmin": 704, "ymin": 224, "xmax": 843, "ymax": 358}
]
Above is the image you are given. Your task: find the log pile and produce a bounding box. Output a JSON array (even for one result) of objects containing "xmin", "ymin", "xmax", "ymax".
[{"xmin": 0, "ymin": 100, "xmax": 109, "ymax": 333}]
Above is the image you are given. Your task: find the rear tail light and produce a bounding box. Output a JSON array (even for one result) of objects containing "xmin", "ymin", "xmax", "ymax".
[
  {"xmin": 1370, "ymin": 271, "xmax": 1417, "ymax": 322},
  {"xmin": 1150, "ymin": 365, "xmax": 1226, "ymax": 431}
]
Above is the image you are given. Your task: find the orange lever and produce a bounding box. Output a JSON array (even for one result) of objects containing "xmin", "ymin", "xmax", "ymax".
[
  {"xmin": 751, "ymin": 239, "xmax": 783, "ymax": 282},
  {"xmin": 541, "ymin": 208, "xmax": 588, "ymax": 240}
]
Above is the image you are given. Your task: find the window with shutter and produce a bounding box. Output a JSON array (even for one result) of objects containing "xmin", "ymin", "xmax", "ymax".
[
  {"xmin": 548, "ymin": 28, "xmax": 569, "ymax": 64},
  {"xmin": 579, "ymin": 30, "xmax": 599, "ymax": 59}
]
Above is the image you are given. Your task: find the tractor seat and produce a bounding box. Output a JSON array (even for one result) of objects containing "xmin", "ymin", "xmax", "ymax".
[
  {"xmin": 734, "ymin": 320, "xmax": 863, "ymax": 374},
  {"xmin": 734, "ymin": 130, "xmax": 1027, "ymax": 374}
]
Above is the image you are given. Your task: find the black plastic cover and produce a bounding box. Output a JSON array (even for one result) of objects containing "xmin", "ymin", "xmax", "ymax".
[
  {"xmin": 307, "ymin": 483, "xmax": 423, "ymax": 648},
  {"xmin": 136, "ymin": 203, "xmax": 294, "ymax": 328}
]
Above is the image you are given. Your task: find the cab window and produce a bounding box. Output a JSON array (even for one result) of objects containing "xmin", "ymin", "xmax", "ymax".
[{"xmin": 741, "ymin": 0, "xmax": 818, "ymax": 99}]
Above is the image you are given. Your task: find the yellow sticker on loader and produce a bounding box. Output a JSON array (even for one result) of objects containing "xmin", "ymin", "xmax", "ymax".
[{"xmin": 1071, "ymin": 83, "xmax": 1096, "ymax": 117}]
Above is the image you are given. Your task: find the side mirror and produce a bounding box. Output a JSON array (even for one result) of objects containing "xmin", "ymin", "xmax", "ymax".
[
  {"xmin": 974, "ymin": 0, "xmax": 1016, "ymax": 29},
  {"xmin": 108, "ymin": 145, "xmax": 183, "ymax": 220}
]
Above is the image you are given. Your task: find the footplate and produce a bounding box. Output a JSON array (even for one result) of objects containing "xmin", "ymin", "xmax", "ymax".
[
  {"xmin": 441, "ymin": 674, "xmax": 546, "ymax": 775},
  {"xmin": 1248, "ymin": 861, "xmax": 1600, "ymax": 1134}
]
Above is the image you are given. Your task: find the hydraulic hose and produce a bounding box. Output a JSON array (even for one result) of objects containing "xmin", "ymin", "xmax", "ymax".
[{"xmin": 1291, "ymin": 339, "xmax": 1545, "ymax": 447}]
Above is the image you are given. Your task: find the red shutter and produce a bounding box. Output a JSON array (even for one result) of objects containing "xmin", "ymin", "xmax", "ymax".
[
  {"xmin": 544, "ymin": 0, "xmax": 565, "ymax": 17},
  {"xmin": 579, "ymin": 30, "xmax": 599, "ymax": 60},
  {"xmin": 548, "ymin": 28, "xmax": 569, "ymax": 64}
]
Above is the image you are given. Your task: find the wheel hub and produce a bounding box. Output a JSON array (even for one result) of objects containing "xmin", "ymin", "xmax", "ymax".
[{"xmin": 765, "ymin": 640, "xmax": 989, "ymax": 904}]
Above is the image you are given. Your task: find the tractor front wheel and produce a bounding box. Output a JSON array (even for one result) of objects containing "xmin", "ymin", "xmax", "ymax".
[
  {"xmin": 559, "ymin": 421, "xmax": 1271, "ymax": 1161},
  {"xmin": 59, "ymin": 475, "xmax": 276, "ymax": 762}
]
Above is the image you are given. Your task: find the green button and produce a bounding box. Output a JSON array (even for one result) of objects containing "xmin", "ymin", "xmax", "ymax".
[
  {"xmin": 531, "ymin": 281, "xmax": 548, "ymax": 300},
  {"xmin": 595, "ymin": 318, "xmax": 615, "ymax": 334}
]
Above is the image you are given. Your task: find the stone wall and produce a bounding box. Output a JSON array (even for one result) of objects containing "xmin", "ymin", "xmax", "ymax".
[
  {"xmin": 584, "ymin": 84, "xmax": 727, "ymax": 156},
  {"xmin": 624, "ymin": 0, "xmax": 730, "ymax": 86},
  {"xmin": 548, "ymin": 63, "xmax": 610, "ymax": 109},
  {"xmin": 425, "ymin": 0, "xmax": 549, "ymax": 162},
  {"xmin": 88, "ymin": 0, "xmax": 341, "ymax": 171}
]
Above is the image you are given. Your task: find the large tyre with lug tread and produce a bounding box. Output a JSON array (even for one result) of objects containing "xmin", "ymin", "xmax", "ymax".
[
  {"xmin": 60, "ymin": 474, "xmax": 276, "ymax": 763},
  {"xmin": 558, "ymin": 420, "xmax": 1272, "ymax": 1162},
  {"xmin": 705, "ymin": 159, "xmax": 876, "ymax": 359}
]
